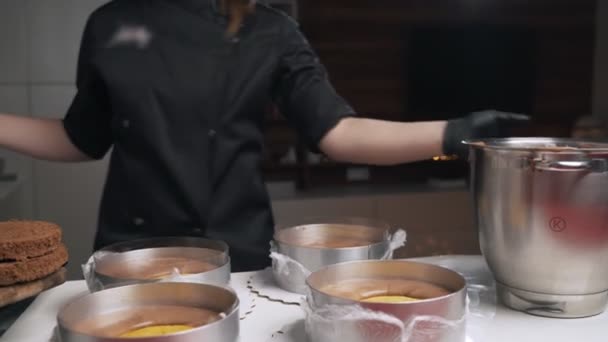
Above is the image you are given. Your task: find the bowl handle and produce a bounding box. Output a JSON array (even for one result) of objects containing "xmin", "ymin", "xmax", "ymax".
[{"xmin": 533, "ymin": 159, "xmax": 608, "ymax": 173}]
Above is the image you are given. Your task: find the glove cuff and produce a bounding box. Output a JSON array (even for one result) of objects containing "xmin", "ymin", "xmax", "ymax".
[{"xmin": 442, "ymin": 118, "xmax": 468, "ymax": 157}]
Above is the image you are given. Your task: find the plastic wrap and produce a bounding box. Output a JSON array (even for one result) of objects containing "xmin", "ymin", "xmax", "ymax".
[
  {"xmin": 82, "ymin": 251, "xmax": 112, "ymax": 293},
  {"xmin": 303, "ymin": 296, "xmax": 466, "ymax": 342},
  {"xmin": 410, "ymin": 256, "xmax": 498, "ymax": 320},
  {"xmin": 419, "ymin": 256, "xmax": 498, "ymax": 339},
  {"xmin": 302, "ymin": 257, "xmax": 497, "ymax": 342},
  {"xmin": 382, "ymin": 229, "xmax": 408, "ymax": 259},
  {"xmin": 271, "ymin": 229, "xmax": 407, "ymax": 295},
  {"xmin": 269, "ymin": 241, "xmax": 312, "ymax": 295}
]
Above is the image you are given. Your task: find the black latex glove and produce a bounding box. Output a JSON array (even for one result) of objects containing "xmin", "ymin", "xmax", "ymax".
[{"xmin": 443, "ymin": 110, "xmax": 531, "ymax": 158}]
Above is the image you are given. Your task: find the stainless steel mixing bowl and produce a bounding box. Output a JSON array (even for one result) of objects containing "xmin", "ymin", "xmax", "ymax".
[{"xmin": 466, "ymin": 138, "xmax": 608, "ymax": 318}]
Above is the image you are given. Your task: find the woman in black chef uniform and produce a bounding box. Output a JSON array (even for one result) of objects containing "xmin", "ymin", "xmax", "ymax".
[{"xmin": 0, "ymin": 0, "xmax": 527, "ymax": 271}]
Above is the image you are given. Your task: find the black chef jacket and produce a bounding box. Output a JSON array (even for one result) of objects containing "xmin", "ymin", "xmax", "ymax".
[{"xmin": 62, "ymin": 0, "xmax": 355, "ymax": 271}]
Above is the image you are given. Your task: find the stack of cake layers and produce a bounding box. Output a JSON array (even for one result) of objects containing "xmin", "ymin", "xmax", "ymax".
[{"xmin": 0, "ymin": 221, "xmax": 68, "ymax": 308}]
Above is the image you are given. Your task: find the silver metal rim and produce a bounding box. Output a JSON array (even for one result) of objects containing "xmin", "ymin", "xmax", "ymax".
[
  {"xmin": 463, "ymin": 137, "xmax": 608, "ymax": 152},
  {"xmin": 497, "ymin": 281, "xmax": 608, "ymax": 318},
  {"xmin": 92, "ymin": 237, "xmax": 231, "ymax": 288},
  {"xmin": 273, "ymin": 217, "xmax": 392, "ymax": 251},
  {"xmin": 97, "ymin": 236, "xmax": 230, "ymax": 255},
  {"xmin": 306, "ymin": 260, "xmax": 467, "ymax": 306},
  {"xmin": 93, "ymin": 257, "xmax": 232, "ymax": 290},
  {"xmin": 58, "ymin": 282, "xmax": 240, "ymax": 341}
]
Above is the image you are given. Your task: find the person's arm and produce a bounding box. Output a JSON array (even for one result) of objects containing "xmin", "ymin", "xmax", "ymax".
[
  {"xmin": 320, "ymin": 111, "xmax": 530, "ymax": 165},
  {"xmin": 272, "ymin": 19, "xmax": 530, "ymax": 164},
  {"xmin": 320, "ymin": 118, "xmax": 446, "ymax": 166},
  {"xmin": 0, "ymin": 12, "xmax": 112, "ymax": 163},
  {"xmin": 1, "ymin": 11, "xmax": 115, "ymax": 163},
  {"xmin": 0, "ymin": 114, "xmax": 91, "ymax": 162}
]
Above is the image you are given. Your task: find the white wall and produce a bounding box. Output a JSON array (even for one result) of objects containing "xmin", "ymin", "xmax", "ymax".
[
  {"xmin": 0, "ymin": 0, "xmax": 109, "ymax": 279},
  {"xmin": 0, "ymin": 1, "xmax": 33, "ymax": 219},
  {"xmin": 594, "ymin": 0, "xmax": 608, "ymax": 119}
]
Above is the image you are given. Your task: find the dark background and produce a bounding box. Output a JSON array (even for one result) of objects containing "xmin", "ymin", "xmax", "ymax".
[{"xmin": 263, "ymin": 0, "xmax": 597, "ymax": 188}]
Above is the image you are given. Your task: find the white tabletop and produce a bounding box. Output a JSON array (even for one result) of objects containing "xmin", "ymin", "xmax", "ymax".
[{"xmin": 3, "ymin": 256, "xmax": 608, "ymax": 342}]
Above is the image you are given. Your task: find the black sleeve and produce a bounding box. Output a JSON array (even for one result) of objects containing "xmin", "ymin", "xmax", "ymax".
[
  {"xmin": 272, "ymin": 17, "xmax": 356, "ymax": 151},
  {"xmin": 62, "ymin": 14, "xmax": 113, "ymax": 160}
]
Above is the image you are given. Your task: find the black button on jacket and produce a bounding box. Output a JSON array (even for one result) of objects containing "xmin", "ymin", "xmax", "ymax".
[{"xmin": 62, "ymin": 0, "xmax": 354, "ymax": 271}]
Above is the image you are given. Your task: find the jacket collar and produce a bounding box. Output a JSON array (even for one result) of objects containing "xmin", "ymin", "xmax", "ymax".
[{"xmin": 171, "ymin": 0, "xmax": 219, "ymax": 14}]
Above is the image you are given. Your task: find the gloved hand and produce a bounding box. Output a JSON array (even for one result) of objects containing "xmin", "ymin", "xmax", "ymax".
[{"xmin": 442, "ymin": 110, "xmax": 531, "ymax": 158}]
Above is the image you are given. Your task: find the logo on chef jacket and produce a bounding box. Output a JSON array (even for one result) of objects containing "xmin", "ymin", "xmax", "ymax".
[{"xmin": 108, "ymin": 25, "xmax": 153, "ymax": 49}]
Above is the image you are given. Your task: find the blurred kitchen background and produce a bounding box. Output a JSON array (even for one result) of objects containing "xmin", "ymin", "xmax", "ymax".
[{"xmin": 0, "ymin": 0, "xmax": 606, "ymax": 279}]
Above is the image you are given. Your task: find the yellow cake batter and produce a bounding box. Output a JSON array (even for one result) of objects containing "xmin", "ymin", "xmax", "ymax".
[
  {"xmin": 361, "ymin": 295, "xmax": 419, "ymax": 303},
  {"xmin": 120, "ymin": 325, "xmax": 193, "ymax": 338}
]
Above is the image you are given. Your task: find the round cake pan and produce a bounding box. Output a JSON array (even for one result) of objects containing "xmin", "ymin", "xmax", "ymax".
[
  {"xmin": 273, "ymin": 217, "xmax": 392, "ymax": 271},
  {"xmin": 272, "ymin": 218, "xmax": 392, "ymax": 293},
  {"xmin": 57, "ymin": 282, "xmax": 239, "ymax": 342},
  {"xmin": 306, "ymin": 260, "xmax": 467, "ymax": 342},
  {"xmin": 90, "ymin": 237, "xmax": 230, "ymax": 292}
]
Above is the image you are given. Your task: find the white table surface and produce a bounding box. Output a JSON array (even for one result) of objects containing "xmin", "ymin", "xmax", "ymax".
[{"xmin": 3, "ymin": 256, "xmax": 608, "ymax": 342}]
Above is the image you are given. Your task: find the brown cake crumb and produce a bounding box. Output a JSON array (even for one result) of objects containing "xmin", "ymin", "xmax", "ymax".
[{"xmin": 0, "ymin": 244, "xmax": 68, "ymax": 286}]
